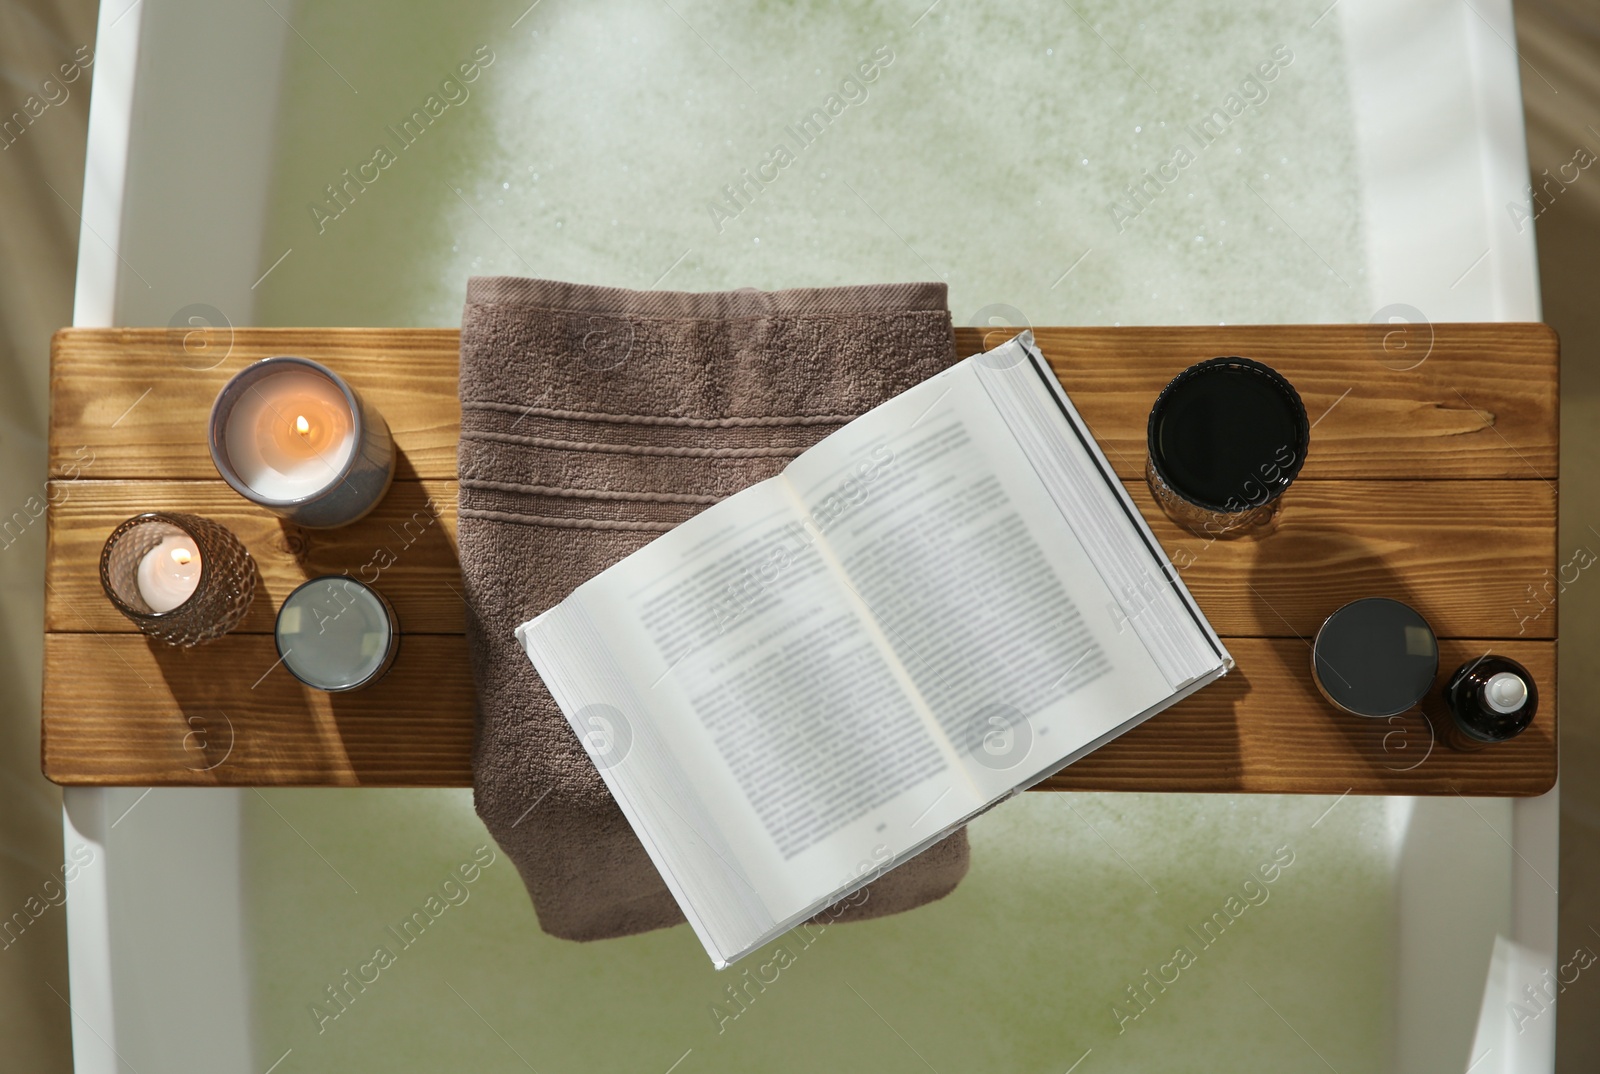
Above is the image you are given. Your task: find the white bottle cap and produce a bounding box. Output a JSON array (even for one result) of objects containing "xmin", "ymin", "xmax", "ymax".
[{"xmin": 1484, "ymin": 671, "xmax": 1528, "ymax": 714}]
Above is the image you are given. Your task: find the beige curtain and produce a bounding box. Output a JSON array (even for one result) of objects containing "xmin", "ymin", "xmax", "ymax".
[
  {"xmin": 1518, "ymin": 0, "xmax": 1600, "ymax": 1070},
  {"xmin": 0, "ymin": 0, "xmax": 95, "ymax": 1069}
]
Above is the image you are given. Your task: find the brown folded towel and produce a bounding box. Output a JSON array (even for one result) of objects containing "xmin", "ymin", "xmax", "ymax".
[{"xmin": 458, "ymin": 277, "xmax": 970, "ymax": 943}]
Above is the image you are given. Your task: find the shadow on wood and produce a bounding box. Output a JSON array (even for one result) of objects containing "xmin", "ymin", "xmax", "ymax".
[
  {"xmin": 137, "ymin": 452, "xmax": 474, "ymax": 785},
  {"xmin": 1248, "ymin": 526, "xmax": 1555, "ymax": 794}
]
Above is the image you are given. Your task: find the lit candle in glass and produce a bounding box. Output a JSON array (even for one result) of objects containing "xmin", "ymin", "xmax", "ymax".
[
  {"xmin": 209, "ymin": 357, "xmax": 394, "ymax": 528},
  {"xmin": 101, "ymin": 513, "xmax": 256, "ymax": 646},
  {"xmin": 135, "ymin": 534, "xmax": 201, "ymax": 612}
]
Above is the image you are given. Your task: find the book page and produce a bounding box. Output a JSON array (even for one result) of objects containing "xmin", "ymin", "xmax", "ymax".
[
  {"xmin": 977, "ymin": 335, "xmax": 1230, "ymax": 688},
  {"xmin": 551, "ymin": 474, "xmax": 985, "ymax": 924},
  {"xmin": 781, "ymin": 361, "xmax": 1174, "ymax": 801}
]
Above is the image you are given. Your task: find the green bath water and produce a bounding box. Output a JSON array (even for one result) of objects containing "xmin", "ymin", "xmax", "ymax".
[
  {"xmin": 249, "ymin": 1, "xmax": 1382, "ymax": 1069},
  {"xmin": 247, "ymin": 789, "xmax": 1391, "ymax": 1073}
]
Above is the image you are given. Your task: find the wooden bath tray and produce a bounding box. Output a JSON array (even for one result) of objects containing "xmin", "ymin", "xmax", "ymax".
[{"xmin": 40, "ymin": 324, "xmax": 1559, "ymax": 794}]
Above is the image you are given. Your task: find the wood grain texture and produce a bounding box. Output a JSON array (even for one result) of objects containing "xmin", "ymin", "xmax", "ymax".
[
  {"xmin": 42, "ymin": 633, "xmax": 475, "ymax": 786},
  {"xmin": 960, "ymin": 323, "xmax": 1559, "ymax": 479},
  {"xmin": 46, "ymin": 478, "xmax": 462, "ymax": 635},
  {"xmin": 1136, "ymin": 478, "xmax": 1557, "ymax": 641},
  {"xmin": 44, "ymin": 478, "xmax": 1556, "ymax": 640},
  {"xmin": 41, "ymin": 324, "xmax": 1559, "ymax": 791},
  {"xmin": 1032, "ymin": 638, "xmax": 1555, "ymax": 796},
  {"xmin": 48, "ymin": 328, "xmax": 461, "ymax": 481},
  {"xmin": 40, "ymin": 634, "xmax": 1553, "ymax": 794},
  {"xmin": 49, "ymin": 324, "xmax": 1558, "ymax": 481}
]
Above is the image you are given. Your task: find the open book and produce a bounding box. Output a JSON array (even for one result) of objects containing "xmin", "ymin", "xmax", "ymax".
[{"xmin": 517, "ymin": 331, "xmax": 1232, "ymax": 968}]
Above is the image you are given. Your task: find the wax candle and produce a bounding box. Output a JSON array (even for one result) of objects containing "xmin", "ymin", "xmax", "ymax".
[
  {"xmin": 223, "ymin": 370, "xmax": 356, "ymax": 501},
  {"xmin": 100, "ymin": 512, "xmax": 256, "ymax": 647},
  {"xmin": 135, "ymin": 534, "xmax": 201, "ymax": 612},
  {"xmin": 210, "ymin": 357, "xmax": 394, "ymax": 528}
]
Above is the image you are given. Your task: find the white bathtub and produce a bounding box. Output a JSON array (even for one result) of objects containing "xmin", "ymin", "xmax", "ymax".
[{"xmin": 65, "ymin": 0, "xmax": 1556, "ymax": 1070}]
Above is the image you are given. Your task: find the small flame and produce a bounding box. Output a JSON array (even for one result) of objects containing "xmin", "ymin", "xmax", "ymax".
[
  {"xmin": 170, "ymin": 548, "xmax": 192, "ymax": 567},
  {"xmin": 294, "ymin": 414, "xmax": 311, "ymax": 437}
]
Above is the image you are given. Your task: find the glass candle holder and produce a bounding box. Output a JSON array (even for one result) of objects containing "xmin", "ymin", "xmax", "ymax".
[
  {"xmin": 100, "ymin": 512, "xmax": 257, "ymax": 646},
  {"xmin": 1146, "ymin": 356, "xmax": 1310, "ymax": 538},
  {"xmin": 209, "ymin": 356, "xmax": 395, "ymax": 528},
  {"xmin": 275, "ymin": 576, "xmax": 399, "ymax": 692}
]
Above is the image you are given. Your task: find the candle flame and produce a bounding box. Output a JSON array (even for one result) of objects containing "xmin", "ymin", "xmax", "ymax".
[
  {"xmin": 294, "ymin": 414, "xmax": 311, "ymax": 437},
  {"xmin": 170, "ymin": 548, "xmax": 192, "ymax": 567}
]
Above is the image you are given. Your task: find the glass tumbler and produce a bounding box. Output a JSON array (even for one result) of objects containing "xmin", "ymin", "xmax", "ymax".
[{"xmin": 1146, "ymin": 356, "xmax": 1311, "ymax": 538}]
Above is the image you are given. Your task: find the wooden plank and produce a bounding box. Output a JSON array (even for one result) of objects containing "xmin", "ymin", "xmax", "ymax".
[
  {"xmin": 1033, "ymin": 638, "xmax": 1556, "ymax": 796},
  {"xmin": 49, "ymin": 324, "xmax": 1558, "ymax": 481},
  {"xmin": 44, "ymin": 477, "xmax": 1556, "ymax": 640},
  {"xmin": 42, "ymin": 633, "xmax": 475, "ymax": 786},
  {"xmin": 43, "ymin": 323, "xmax": 1558, "ymax": 793},
  {"xmin": 46, "ymin": 478, "xmax": 462, "ymax": 635},
  {"xmin": 1140, "ymin": 478, "xmax": 1557, "ymax": 641},
  {"xmin": 48, "ymin": 328, "xmax": 462, "ymax": 481},
  {"xmin": 958, "ymin": 323, "xmax": 1559, "ymax": 480},
  {"xmin": 41, "ymin": 634, "xmax": 1554, "ymax": 794}
]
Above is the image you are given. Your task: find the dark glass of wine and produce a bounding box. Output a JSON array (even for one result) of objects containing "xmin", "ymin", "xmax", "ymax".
[{"xmin": 1146, "ymin": 356, "xmax": 1310, "ymax": 537}]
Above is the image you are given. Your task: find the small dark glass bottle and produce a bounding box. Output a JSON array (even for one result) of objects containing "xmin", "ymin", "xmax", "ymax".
[{"xmin": 1441, "ymin": 656, "xmax": 1537, "ymax": 751}]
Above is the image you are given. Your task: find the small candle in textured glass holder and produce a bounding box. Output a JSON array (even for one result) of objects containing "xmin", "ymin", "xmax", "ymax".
[
  {"xmin": 209, "ymin": 356, "xmax": 394, "ymax": 528},
  {"xmin": 100, "ymin": 512, "xmax": 256, "ymax": 646},
  {"xmin": 1146, "ymin": 356, "xmax": 1310, "ymax": 538},
  {"xmin": 274, "ymin": 576, "xmax": 399, "ymax": 692}
]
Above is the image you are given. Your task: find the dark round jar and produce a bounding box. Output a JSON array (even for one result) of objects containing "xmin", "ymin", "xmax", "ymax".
[{"xmin": 1311, "ymin": 597, "xmax": 1438, "ymax": 718}]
